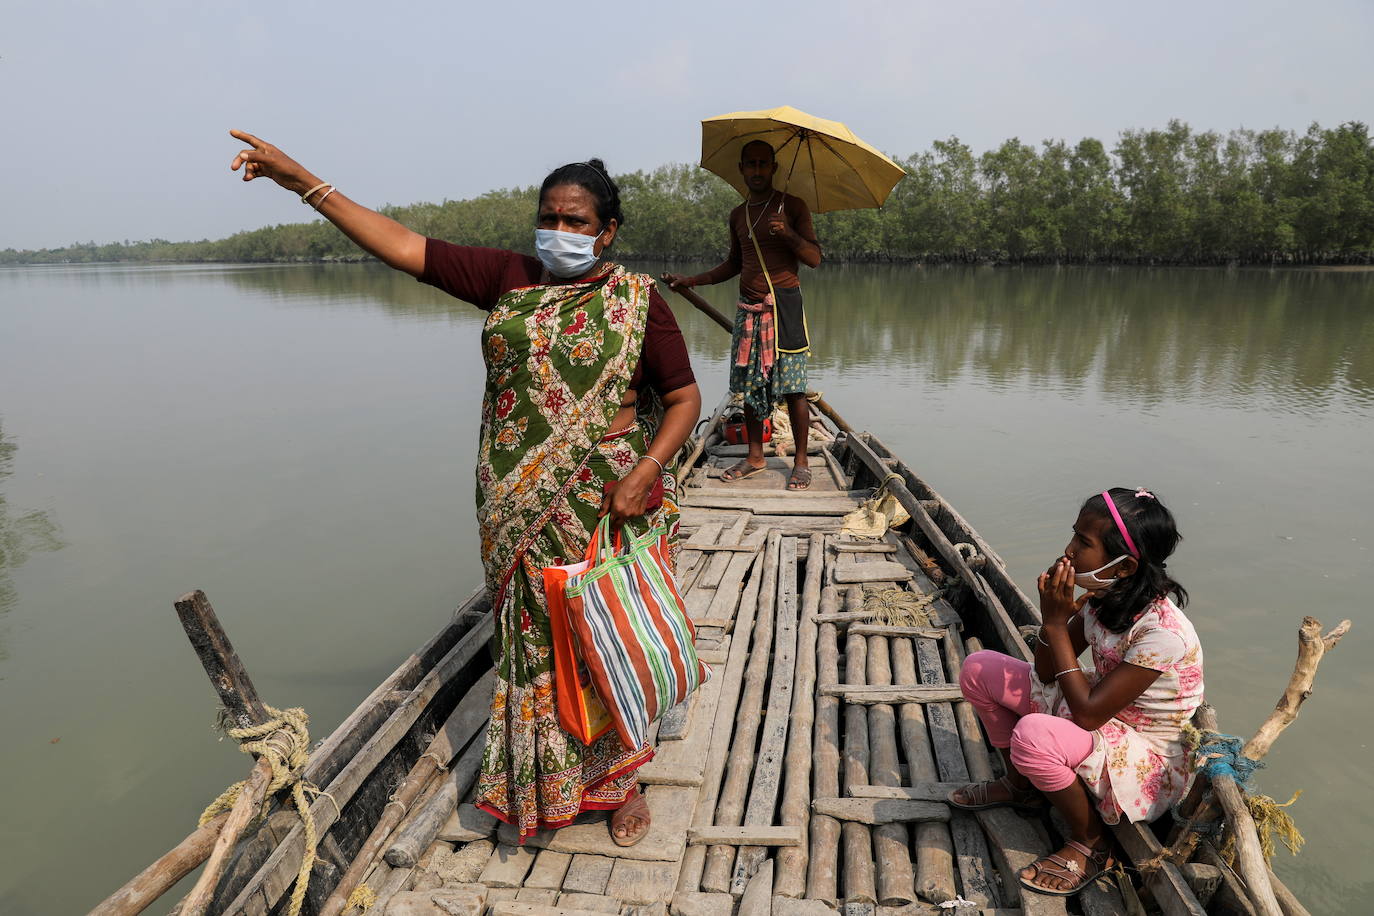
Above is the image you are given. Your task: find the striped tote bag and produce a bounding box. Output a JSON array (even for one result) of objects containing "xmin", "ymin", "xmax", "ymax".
[{"xmin": 564, "ymin": 515, "xmax": 711, "ymax": 750}]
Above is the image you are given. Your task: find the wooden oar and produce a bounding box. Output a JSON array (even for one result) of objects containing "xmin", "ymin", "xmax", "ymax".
[{"xmin": 661, "ymin": 280, "xmax": 733, "ymax": 333}]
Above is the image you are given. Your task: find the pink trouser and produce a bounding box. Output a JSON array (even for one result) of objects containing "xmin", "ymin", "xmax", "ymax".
[{"xmin": 959, "ymin": 650, "xmax": 1094, "ymax": 793}]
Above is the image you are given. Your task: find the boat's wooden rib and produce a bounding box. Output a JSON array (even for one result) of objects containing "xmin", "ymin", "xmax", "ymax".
[{"xmin": 104, "ymin": 392, "xmax": 1304, "ymax": 916}]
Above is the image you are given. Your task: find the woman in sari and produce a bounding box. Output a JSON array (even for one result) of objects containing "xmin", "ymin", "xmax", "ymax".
[{"xmin": 228, "ymin": 130, "xmax": 703, "ymax": 846}]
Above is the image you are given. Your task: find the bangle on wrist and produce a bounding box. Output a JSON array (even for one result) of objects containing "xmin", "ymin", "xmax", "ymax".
[
  {"xmin": 313, "ymin": 186, "xmax": 337, "ymax": 210},
  {"xmin": 301, "ymin": 181, "xmax": 330, "ymax": 205},
  {"xmin": 1053, "ymin": 666, "xmax": 1081, "ymax": 680},
  {"xmin": 638, "ymin": 454, "xmax": 664, "ymax": 474}
]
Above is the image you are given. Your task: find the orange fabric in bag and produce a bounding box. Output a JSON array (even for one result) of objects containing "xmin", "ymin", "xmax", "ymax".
[{"xmin": 543, "ymin": 557, "xmax": 614, "ymax": 744}]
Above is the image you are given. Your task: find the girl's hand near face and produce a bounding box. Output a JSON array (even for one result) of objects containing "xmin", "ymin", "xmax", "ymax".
[{"xmin": 1038, "ymin": 557, "xmax": 1087, "ymax": 628}]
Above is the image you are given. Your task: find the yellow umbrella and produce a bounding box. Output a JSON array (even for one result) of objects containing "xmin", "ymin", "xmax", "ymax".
[{"xmin": 699, "ymin": 105, "xmax": 905, "ymax": 213}]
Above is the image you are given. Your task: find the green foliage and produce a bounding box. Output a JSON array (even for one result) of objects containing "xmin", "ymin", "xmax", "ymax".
[{"xmin": 4, "ymin": 121, "xmax": 1371, "ymax": 266}]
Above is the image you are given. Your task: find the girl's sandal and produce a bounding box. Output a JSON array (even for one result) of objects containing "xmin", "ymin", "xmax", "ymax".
[
  {"xmin": 610, "ymin": 792, "xmax": 652, "ymax": 848},
  {"xmin": 1018, "ymin": 839, "xmax": 1112, "ymax": 897},
  {"xmin": 946, "ymin": 775, "xmax": 1044, "ymax": 812}
]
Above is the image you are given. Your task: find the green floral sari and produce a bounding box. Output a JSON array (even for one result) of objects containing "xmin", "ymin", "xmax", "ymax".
[{"xmin": 472, "ymin": 264, "xmax": 681, "ymax": 839}]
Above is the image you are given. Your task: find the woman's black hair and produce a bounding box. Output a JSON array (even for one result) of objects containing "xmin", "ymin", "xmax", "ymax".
[
  {"xmin": 539, "ymin": 159, "xmax": 625, "ymax": 234},
  {"xmin": 1083, "ymin": 487, "xmax": 1188, "ymax": 632}
]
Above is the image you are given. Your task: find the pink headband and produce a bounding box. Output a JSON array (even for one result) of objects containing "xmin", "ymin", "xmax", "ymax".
[{"xmin": 1102, "ymin": 490, "xmax": 1140, "ymax": 558}]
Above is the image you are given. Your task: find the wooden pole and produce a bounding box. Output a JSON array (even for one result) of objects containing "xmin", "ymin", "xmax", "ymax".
[
  {"xmin": 665, "ymin": 283, "xmax": 734, "ymax": 334},
  {"xmin": 87, "ymin": 814, "xmax": 230, "ymax": 916},
  {"xmin": 1166, "ymin": 617, "xmax": 1351, "ymax": 867},
  {"xmin": 171, "ymin": 590, "xmax": 278, "ymax": 916},
  {"xmin": 317, "ymin": 671, "xmax": 495, "ymax": 916}
]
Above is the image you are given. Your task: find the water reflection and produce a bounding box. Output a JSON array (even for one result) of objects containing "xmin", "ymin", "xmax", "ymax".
[
  {"xmin": 0, "ymin": 422, "xmax": 64, "ymax": 640},
  {"xmin": 216, "ymin": 262, "xmax": 1374, "ymax": 414},
  {"xmin": 687, "ymin": 265, "xmax": 1374, "ymax": 413}
]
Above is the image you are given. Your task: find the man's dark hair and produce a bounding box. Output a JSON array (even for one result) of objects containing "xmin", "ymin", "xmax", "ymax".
[{"xmin": 740, "ymin": 140, "xmax": 776, "ymax": 163}]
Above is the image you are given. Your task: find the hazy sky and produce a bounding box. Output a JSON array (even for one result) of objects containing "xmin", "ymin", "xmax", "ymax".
[{"xmin": 3, "ymin": 0, "xmax": 1371, "ymax": 251}]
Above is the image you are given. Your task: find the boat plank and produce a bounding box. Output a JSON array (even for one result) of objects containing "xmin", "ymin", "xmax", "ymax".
[
  {"xmin": 888, "ymin": 638, "xmax": 957, "ymax": 904},
  {"xmin": 840, "ymin": 603, "xmax": 876, "ymax": 906},
  {"xmin": 562, "ymin": 855, "xmax": 616, "ymax": 895},
  {"xmin": 701, "ymin": 532, "xmax": 781, "ymax": 893},
  {"xmin": 676, "ymin": 542, "xmax": 766, "ymax": 896},
  {"xmin": 774, "ymin": 534, "xmax": 825, "ymax": 899},
  {"xmin": 730, "ymin": 536, "xmax": 800, "ymax": 896}
]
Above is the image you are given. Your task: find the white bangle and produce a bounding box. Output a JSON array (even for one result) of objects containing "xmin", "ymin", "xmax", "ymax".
[
  {"xmin": 639, "ymin": 454, "xmax": 664, "ymax": 474},
  {"xmin": 313, "ymin": 186, "xmax": 337, "ymax": 209},
  {"xmin": 301, "ymin": 181, "xmax": 330, "ymax": 205},
  {"xmin": 1054, "ymin": 666, "xmax": 1081, "ymax": 680}
]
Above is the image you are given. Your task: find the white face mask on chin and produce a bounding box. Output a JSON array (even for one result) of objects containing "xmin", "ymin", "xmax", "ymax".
[{"xmin": 1074, "ymin": 555, "xmax": 1130, "ymax": 591}]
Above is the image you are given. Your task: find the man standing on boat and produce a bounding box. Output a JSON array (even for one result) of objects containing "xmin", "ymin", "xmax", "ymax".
[{"xmin": 664, "ymin": 140, "xmax": 822, "ymax": 490}]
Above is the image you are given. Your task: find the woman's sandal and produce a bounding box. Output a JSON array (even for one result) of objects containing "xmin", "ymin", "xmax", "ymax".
[
  {"xmin": 946, "ymin": 775, "xmax": 1045, "ymax": 812},
  {"xmin": 610, "ymin": 791, "xmax": 652, "ymax": 847},
  {"xmin": 721, "ymin": 460, "xmax": 767, "ymax": 482},
  {"xmin": 1018, "ymin": 839, "xmax": 1112, "ymax": 897}
]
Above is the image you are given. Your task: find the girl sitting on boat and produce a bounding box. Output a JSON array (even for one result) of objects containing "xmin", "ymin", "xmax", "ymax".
[{"xmin": 949, "ymin": 488, "xmax": 1203, "ymax": 897}]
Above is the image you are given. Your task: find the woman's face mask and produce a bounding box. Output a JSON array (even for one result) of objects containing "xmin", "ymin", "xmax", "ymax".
[
  {"xmin": 534, "ymin": 227, "xmax": 602, "ymax": 278},
  {"xmin": 1074, "ymin": 555, "xmax": 1131, "ymax": 591}
]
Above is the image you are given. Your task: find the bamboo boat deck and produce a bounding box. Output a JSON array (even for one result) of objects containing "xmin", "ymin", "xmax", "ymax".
[
  {"xmin": 334, "ymin": 421, "xmax": 1131, "ymax": 916},
  {"xmin": 108, "ymin": 400, "xmax": 1308, "ymax": 916}
]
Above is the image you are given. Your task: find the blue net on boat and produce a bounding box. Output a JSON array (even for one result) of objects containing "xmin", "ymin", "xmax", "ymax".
[{"xmin": 1194, "ymin": 731, "xmax": 1264, "ymax": 791}]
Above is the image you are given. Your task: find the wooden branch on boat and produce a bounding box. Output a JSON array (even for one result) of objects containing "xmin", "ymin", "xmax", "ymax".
[
  {"xmin": 174, "ymin": 590, "xmax": 270, "ymax": 727},
  {"xmin": 87, "ymin": 813, "xmax": 230, "ymax": 916},
  {"xmin": 680, "ymin": 394, "xmax": 731, "ymax": 474},
  {"xmin": 1166, "ymin": 615, "xmax": 1350, "ymax": 889},
  {"xmin": 170, "ymin": 590, "xmax": 278, "ymax": 916},
  {"xmin": 808, "ymin": 394, "xmax": 854, "ymax": 436},
  {"xmin": 701, "ymin": 531, "xmax": 780, "ymax": 893},
  {"xmin": 319, "ymin": 671, "xmax": 495, "ymax": 915},
  {"xmin": 386, "ymin": 720, "xmax": 490, "ymax": 867},
  {"xmin": 773, "ymin": 534, "xmax": 825, "ymax": 898},
  {"xmin": 220, "ymin": 612, "xmax": 497, "ymax": 914},
  {"xmin": 1244, "ymin": 616, "xmax": 1351, "ymax": 760},
  {"xmin": 1178, "ymin": 707, "xmax": 1283, "ymax": 916}
]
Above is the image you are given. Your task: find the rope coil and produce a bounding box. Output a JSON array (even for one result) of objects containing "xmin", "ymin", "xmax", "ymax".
[
  {"xmin": 861, "ymin": 586, "xmax": 942, "ymax": 627},
  {"xmin": 198, "ymin": 704, "xmax": 319, "ymax": 916}
]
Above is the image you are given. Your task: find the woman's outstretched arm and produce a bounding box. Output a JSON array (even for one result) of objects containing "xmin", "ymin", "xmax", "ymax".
[{"xmin": 229, "ymin": 129, "xmax": 426, "ymax": 277}]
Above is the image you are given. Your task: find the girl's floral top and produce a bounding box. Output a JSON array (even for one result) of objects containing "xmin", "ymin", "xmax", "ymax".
[{"xmin": 1031, "ymin": 596, "xmax": 1204, "ymax": 823}]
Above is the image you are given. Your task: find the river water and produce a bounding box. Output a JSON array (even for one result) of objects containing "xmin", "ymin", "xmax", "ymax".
[{"xmin": 1, "ymin": 262, "xmax": 1370, "ymax": 914}]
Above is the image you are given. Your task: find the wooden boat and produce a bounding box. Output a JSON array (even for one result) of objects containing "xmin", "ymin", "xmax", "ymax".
[{"xmin": 97, "ymin": 390, "xmax": 1331, "ymax": 916}]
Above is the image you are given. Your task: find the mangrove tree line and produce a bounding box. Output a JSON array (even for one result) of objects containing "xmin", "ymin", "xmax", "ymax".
[{"xmin": 5, "ymin": 120, "xmax": 1372, "ymax": 266}]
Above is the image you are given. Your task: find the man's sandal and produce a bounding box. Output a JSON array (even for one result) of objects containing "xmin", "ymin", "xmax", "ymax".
[
  {"xmin": 1018, "ymin": 839, "xmax": 1111, "ymax": 897},
  {"xmin": 946, "ymin": 775, "xmax": 1044, "ymax": 812},
  {"xmin": 721, "ymin": 460, "xmax": 767, "ymax": 482},
  {"xmin": 610, "ymin": 792, "xmax": 652, "ymax": 847},
  {"xmin": 786, "ymin": 466, "xmax": 812, "ymax": 491}
]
